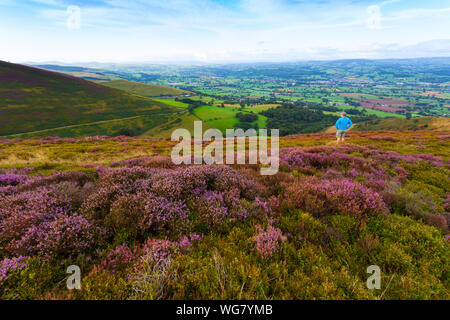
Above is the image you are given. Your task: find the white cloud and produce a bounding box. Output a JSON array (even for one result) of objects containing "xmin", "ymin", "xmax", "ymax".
[
  {"xmin": 29, "ymin": 0, "xmax": 64, "ymax": 7},
  {"xmin": 1, "ymin": 0, "xmax": 449, "ymax": 62},
  {"xmin": 389, "ymin": 7, "xmax": 450, "ymax": 20}
]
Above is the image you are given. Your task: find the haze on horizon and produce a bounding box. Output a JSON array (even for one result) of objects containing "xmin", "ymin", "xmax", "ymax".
[{"xmin": 1, "ymin": 0, "xmax": 450, "ymax": 64}]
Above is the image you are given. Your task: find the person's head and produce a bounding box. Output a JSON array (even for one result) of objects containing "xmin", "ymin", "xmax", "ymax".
[{"xmin": 340, "ymin": 112, "xmax": 347, "ymax": 117}]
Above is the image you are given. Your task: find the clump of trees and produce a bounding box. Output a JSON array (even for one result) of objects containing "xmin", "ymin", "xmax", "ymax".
[
  {"xmin": 261, "ymin": 103, "xmax": 336, "ymax": 135},
  {"xmin": 236, "ymin": 112, "xmax": 258, "ymax": 122},
  {"xmin": 233, "ymin": 112, "xmax": 259, "ymax": 130},
  {"xmin": 117, "ymin": 128, "xmax": 136, "ymax": 136}
]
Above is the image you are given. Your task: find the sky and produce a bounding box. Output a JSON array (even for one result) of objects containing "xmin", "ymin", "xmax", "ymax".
[{"xmin": 1, "ymin": 0, "xmax": 450, "ymax": 63}]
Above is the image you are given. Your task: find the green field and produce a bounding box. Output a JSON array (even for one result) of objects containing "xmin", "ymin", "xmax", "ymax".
[
  {"xmin": 100, "ymin": 79, "xmax": 191, "ymax": 97},
  {"xmin": 142, "ymin": 112, "xmax": 213, "ymax": 138},
  {"xmin": 152, "ymin": 98, "xmax": 189, "ymax": 108},
  {"xmin": 338, "ymin": 105, "xmax": 405, "ymax": 118},
  {"xmin": 194, "ymin": 105, "xmax": 265, "ymax": 133},
  {"xmin": 141, "ymin": 103, "xmax": 269, "ymax": 137},
  {"xmin": 194, "ymin": 105, "xmax": 237, "ymax": 120}
]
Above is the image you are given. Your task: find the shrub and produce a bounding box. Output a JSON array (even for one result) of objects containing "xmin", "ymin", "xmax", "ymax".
[
  {"xmin": 391, "ymin": 181, "xmax": 447, "ymax": 230},
  {"xmin": 0, "ymin": 187, "xmax": 71, "ymax": 256},
  {"xmin": 0, "ymin": 256, "xmax": 28, "ymax": 284},
  {"xmin": 252, "ymin": 225, "xmax": 286, "ymax": 258},
  {"xmin": 0, "ymin": 257, "xmax": 68, "ymax": 299},
  {"xmin": 117, "ymin": 128, "xmax": 136, "ymax": 137},
  {"xmin": 107, "ymin": 192, "xmax": 189, "ymax": 241},
  {"xmin": 77, "ymin": 269, "xmax": 131, "ymax": 300},
  {"xmin": 192, "ymin": 190, "xmax": 248, "ymax": 232},
  {"xmin": 98, "ymin": 244, "xmax": 135, "ymax": 274},
  {"xmin": 283, "ymin": 177, "xmax": 389, "ymax": 219},
  {"xmin": 280, "ymin": 211, "xmax": 327, "ymax": 245}
]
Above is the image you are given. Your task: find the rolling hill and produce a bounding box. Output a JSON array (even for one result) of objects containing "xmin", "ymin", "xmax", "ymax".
[
  {"xmin": 0, "ymin": 61, "xmax": 179, "ymax": 137},
  {"xmin": 33, "ymin": 64, "xmax": 117, "ymax": 81},
  {"xmin": 100, "ymin": 79, "xmax": 191, "ymax": 97}
]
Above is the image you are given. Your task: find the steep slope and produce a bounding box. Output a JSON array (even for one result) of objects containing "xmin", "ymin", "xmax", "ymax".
[
  {"xmin": 0, "ymin": 61, "xmax": 178, "ymax": 136},
  {"xmin": 100, "ymin": 79, "xmax": 191, "ymax": 97}
]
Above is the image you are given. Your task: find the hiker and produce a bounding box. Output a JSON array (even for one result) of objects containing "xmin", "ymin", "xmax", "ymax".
[{"xmin": 335, "ymin": 112, "xmax": 353, "ymax": 143}]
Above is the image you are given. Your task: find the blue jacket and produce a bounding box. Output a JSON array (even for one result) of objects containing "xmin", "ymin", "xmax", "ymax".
[{"xmin": 335, "ymin": 116, "xmax": 353, "ymax": 131}]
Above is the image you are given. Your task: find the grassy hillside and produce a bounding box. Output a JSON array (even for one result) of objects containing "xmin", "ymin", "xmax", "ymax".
[
  {"xmin": 325, "ymin": 117, "xmax": 450, "ymax": 133},
  {"xmin": 0, "ymin": 130, "xmax": 448, "ymax": 299},
  {"xmin": 0, "ymin": 61, "xmax": 178, "ymax": 137},
  {"xmin": 356, "ymin": 117, "xmax": 450, "ymax": 132},
  {"xmin": 101, "ymin": 79, "xmax": 191, "ymax": 97}
]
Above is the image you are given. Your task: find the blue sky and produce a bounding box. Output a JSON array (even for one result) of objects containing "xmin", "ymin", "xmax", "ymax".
[{"xmin": 1, "ymin": 0, "xmax": 449, "ymax": 63}]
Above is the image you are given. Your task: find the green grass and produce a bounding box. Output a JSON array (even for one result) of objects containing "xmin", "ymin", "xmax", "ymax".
[
  {"xmin": 6, "ymin": 114, "xmax": 176, "ymax": 138},
  {"xmin": 206, "ymin": 117, "xmax": 239, "ymax": 133},
  {"xmin": 242, "ymin": 104, "xmax": 280, "ymax": 113},
  {"xmin": 256, "ymin": 114, "xmax": 267, "ymax": 129},
  {"xmin": 152, "ymin": 98, "xmax": 189, "ymax": 108},
  {"xmin": 141, "ymin": 103, "xmax": 270, "ymax": 137},
  {"xmin": 338, "ymin": 105, "xmax": 405, "ymax": 118},
  {"xmin": 100, "ymin": 79, "xmax": 190, "ymax": 97},
  {"xmin": 194, "ymin": 105, "xmax": 265, "ymax": 133},
  {"xmin": 355, "ymin": 117, "xmax": 450, "ymax": 132},
  {"xmin": 194, "ymin": 105, "xmax": 237, "ymax": 120}
]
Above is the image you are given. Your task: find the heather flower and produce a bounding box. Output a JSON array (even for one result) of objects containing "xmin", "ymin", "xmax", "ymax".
[
  {"xmin": 369, "ymin": 136, "xmax": 397, "ymax": 141},
  {"xmin": 110, "ymin": 157, "xmax": 154, "ymax": 168},
  {"xmin": 36, "ymin": 214, "xmax": 97, "ymax": 259},
  {"xmin": 255, "ymin": 196, "xmax": 270, "ymax": 215},
  {"xmin": 443, "ymin": 193, "xmax": 450, "ymax": 213},
  {"xmin": 143, "ymin": 193, "xmax": 189, "ymax": 234},
  {"xmin": 141, "ymin": 239, "xmax": 179, "ymax": 264},
  {"xmin": 178, "ymin": 233, "xmax": 204, "ymax": 250},
  {"xmin": 0, "ymin": 186, "xmax": 98, "ymax": 259},
  {"xmin": 0, "ymin": 168, "xmax": 35, "ymax": 186},
  {"xmin": 8, "ymin": 214, "xmax": 97, "ymax": 260},
  {"xmin": 0, "ymin": 187, "xmax": 72, "ymax": 244},
  {"xmin": 347, "ymin": 168, "xmax": 359, "ymax": 178},
  {"xmin": 252, "ymin": 225, "xmax": 286, "ymax": 258},
  {"xmin": 284, "ymin": 177, "xmax": 389, "ymax": 219},
  {"xmin": 99, "ymin": 244, "xmax": 135, "ymax": 273},
  {"xmin": 193, "ymin": 189, "xmax": 248, "ymax": 229},
  {"xmin": 0, "ymin": 256, "xmax": 28, "ymax": 284},
  {"xmin": 280, "ymin": 147, "xmax": 370, "ymax": 173}
]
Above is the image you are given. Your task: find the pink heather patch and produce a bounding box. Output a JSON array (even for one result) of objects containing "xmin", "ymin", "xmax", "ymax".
[
  {"xmin": 0, "ymin": 256, "xmax": 28, "ymax": 283},
  {"xmin": 252, "ymin": 225, "xmax": 286, "ymax": 258}
]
